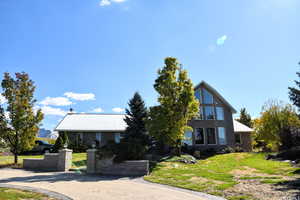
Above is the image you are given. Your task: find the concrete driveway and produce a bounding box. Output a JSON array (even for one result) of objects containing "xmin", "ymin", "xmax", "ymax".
[{"xmin": 0, "ymin": 168, "xmax": 224, "ymax": 200}]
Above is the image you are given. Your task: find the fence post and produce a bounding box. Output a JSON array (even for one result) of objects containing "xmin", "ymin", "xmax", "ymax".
[
  {"xmin": 87, "ymin": 148, "xmax": 97, "ymax": 174},
  {"xmin": 57, "ymin": 148, "xmax": 73, "ymax": 171}
]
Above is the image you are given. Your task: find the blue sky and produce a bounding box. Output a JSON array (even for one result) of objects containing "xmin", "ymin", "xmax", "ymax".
[{"xmin": 0, "ymin": 0, "xmax": 300, "ymax": 130}]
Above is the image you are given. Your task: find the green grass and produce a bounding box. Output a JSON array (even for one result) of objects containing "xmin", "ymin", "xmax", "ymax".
[
  {"xmin": 0, "ymin": 153, "xmax": 87, "ymax": 169},
  {"xmin": 0, "ymin": 187, "xmax": 55, "ymax": 200},
  {"xmin": 144, "ymin": 153, "xmax": 300, "ymax": 200}
]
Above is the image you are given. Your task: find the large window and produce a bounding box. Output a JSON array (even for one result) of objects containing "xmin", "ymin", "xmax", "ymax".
[
  {"xmin": 183, "ymin": 130, "xmax": 193, "ymax": 145},
  {"xmin": 204, "ymin": 106, "xmax": 215, "ymax": 120},
  {"xmin": 114, "ymin": 133, "xmax": 121, "ymax": 143},
  {"xmin": 216, "ymin": 107, "xmax": 224, "ymax": 120},
  {"xmin": 218, "ymin": 127, "xmax": 226, "ymax": 145},
  {"xmin": 235, "ymin": 133, "xmax": 241, "ymax": 144},
  {"xmin": 206, "ymin": 128, "xmax": 216, "ymax": 144},
  {"xmin": 195, "ymin": 128, "xmax": 205, "ymax": 144},
  {"xmin": 203, "ymin": 88, "xmax": 213, "ymax": 104},
  {"xmin": 195, "ymin": 89, "xmax": 202, "ymax": 103}
]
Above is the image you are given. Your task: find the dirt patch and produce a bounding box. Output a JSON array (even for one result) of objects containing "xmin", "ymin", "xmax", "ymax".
[
  {"xmin": 231, "ymin": 166, "xmax": 257, "ymax": 176},
  {"xmin": 189, "ymin": 177, "xmax": 224, "ymax": 185},
  {"xmin": 225, "ymin": 178, "xmax": 299, "ymax": 200}
]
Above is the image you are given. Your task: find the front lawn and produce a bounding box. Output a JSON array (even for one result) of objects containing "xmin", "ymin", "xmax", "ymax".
[
  {"xmin": 0, "ymin": 153, "xmax": 86, "ymax": 169},
  {"xmin": 144, "ymin": 153, "xmax": 300, "ymax": 200},
  {"xmin": 0, "ymin": 187, "xmax": 57, "ymax": 200}
]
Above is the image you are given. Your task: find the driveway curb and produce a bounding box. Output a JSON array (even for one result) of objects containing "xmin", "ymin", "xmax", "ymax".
[
  {"xmin": 139, "ymin": 178, "xmax": 226, "ymax": 200},
  {"xmin": 0, "ymin": 183, "xmax": 73, "ymax": 200}
]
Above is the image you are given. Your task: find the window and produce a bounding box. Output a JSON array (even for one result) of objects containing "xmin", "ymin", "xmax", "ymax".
[
  {"xmin": 203, "ymin": 88, "xmax": 213, "ymax": 104},
  {"xmin": 204, "ymin": 106, "xmax": 215, "ymax": 120},
  {"xmin": 235, "ymin": 133, "xmax": 241, "ymax": 144},
  {"xmin": 195, "ymin": 89, "xmax": 202, "ymax": 103},
  {"xmin": 195, "ymin": 128, "xmax": 205, "ymax": 144},
  {"xmin": 96, "ymin": 133, "xmax": 101, "ymax": 142},
  {"xmin": 216, "ymin": 107, "xmax": 224, "ymax": 120},
  {"xmin": 218, "ymin": 127, "xmax": 226, "ymax": 145},
  {"xmin": 183, "ymin": 130, "xmax": 193, "ymax": 145},
  {"xmin": 196, "ymin": 106, "xmax": 204, "ymax": 120},
  {"xmin": 206, "ymin": 128, "xmax": 216, "ymax": 144},
  {"xmin": 115, "ymin": 133, "xmax": 121, "ymax": 143}
]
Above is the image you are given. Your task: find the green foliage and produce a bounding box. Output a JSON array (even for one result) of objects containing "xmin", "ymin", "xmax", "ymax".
[
  {"xmin": 148, "ymin": 57, "xmax": 199, "ymax": 154},
  {"xmin": 253, "ymin": 100, "xmax": 300, "ymax": 151},
  {"xmin": 53, "ymin": 132, "xmax": 69, "ymax": 152},
  {"xmin": 123, "ymin": 92, "xmax": 150, "ymax": 145},
  {"xmin": 145, "ymin": 153, "xmax": 299, "ymax": 199},
  {"xmin": 0, "ymin": 187, "xmax": 49, "ymax": 200},
  {"xmin": 237, "ymin": 108, "xmax": 253, "ymax": 128},
  {"xmin": 0, "ymin": 72, "xmax": 43, "ymax": 163},
  {"xmin": 288, "ymin": 62, "xmax": 300, "ymax": 111}
]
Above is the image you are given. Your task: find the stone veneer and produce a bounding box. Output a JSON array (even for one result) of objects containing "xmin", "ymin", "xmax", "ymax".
[
  {"xmin": 23, "ymin": 149, "xmax": 72, "ymax": 171},
  {"xmin": 87, "ymin": 149, "xmax": 149, "ymax": 176}
]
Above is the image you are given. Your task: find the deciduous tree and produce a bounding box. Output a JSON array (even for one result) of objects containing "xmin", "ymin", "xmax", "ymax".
[
  {"xmin": 148, "ymin": 57, "xmax": 199, "ymax": 155},
  {"xmin": 0, "ymin": 72, "xmax": 43, "ymax": 164},
  {"xmin": 254, "ymin": 100, "xmax": 300, "ymax": 151}
]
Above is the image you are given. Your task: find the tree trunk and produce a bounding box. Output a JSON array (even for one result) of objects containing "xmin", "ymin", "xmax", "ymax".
[{"xmin": 14, "ymin": 153, "xmax": 18, "ymax": 164}]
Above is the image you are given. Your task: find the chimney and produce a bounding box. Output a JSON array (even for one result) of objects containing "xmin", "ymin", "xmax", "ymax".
[{"xmin": 69, "ymin": 108, "xmax": 74, "ymax": 113}]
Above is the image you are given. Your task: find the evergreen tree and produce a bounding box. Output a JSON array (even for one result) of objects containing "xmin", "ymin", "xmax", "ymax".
[
  {"xmin": 0, "ymin": 72, "xmax": 43, "ymax": 164},
  {"xmin": 123, "ymin": 92, "xmax": 149, "ymax": 145},
  {"xmin": 237, "ymin": 108, "xmax": 253, "ymax": 128},
  {"xmin": 288, "ymin": 63, "xmax": 300, "ymax": 111},
  {"xmin": 148, "ymin": 57, "xmax": 199, "ymax": 155},
  {"xmin": 53, "ymin": 132, "xmax": 69, "ymax": 152}
]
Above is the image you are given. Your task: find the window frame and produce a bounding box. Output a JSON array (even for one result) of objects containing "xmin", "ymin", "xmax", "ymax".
[
  {"xmin": 235, "ymin": 133, "xmax": 242, "ymax": 144},
  {"xmin": 217, "ymin": 127, "xmax": 226, "ymax": 145},
  {"xmin": 204, "ymin": 105, "xmax": 215, "ymax": 120},
  {"xmin": 194, "ymin": 128, "xmax": 205, "ymax": 145},
  {"xmin": 206, "ymin": 128, "xmax": 217, "ymax": 145},
  {"xmin": 216, "ymin": 106, "xmax": 225, "ymax": 121}
]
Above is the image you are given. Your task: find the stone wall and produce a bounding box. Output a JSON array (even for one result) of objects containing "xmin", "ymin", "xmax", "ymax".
[
  {"xmin": 87, "ymin": 149, "xmax": 149, "ymax": 176},
  {"xmin": 23, "ymin": 149, "xmax": 72, "ymax": 171}
]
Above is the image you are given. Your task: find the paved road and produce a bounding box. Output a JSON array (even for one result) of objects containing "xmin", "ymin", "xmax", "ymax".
[{"xmin": 0, "ymin": 168, "xmax": 223, "ymax": 200}]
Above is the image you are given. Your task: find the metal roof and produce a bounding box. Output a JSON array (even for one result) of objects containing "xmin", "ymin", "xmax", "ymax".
[
  {"xmin": 233, "ymin": 120, "xmax": 253, "ymax": 132},
  {"xmin": 55, "ymin": 113, "xmax": 127, "ymax": 132}
]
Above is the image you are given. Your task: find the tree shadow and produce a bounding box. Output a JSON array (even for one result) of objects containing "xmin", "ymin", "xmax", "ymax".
[
  {"xmin": 274, "ymin": 172, "xmax": 300, "ymax": 199},
  {"xmin": 0, "ymin": 170, "xmax": 140, "ymax": 184}
]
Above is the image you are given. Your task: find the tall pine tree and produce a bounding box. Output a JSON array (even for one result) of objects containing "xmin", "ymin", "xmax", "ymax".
[
  {"xmin": 237, "ymin": 108, "xmax": 253, "ymax": 128},
  {"xmin": 0, "ymin": 72, "xmax": 43, "ymax": 164},
  {"xmin": 123, "ymin": 92, "xmax": 149, "ymax": 145},
  {"xmin": 288, "ymin": 63, "xmax": 300, "ymax": 111}
]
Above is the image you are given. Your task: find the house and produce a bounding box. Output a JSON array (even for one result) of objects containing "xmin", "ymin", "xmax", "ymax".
[{"xmin": 55, "ymin": 81, "xmax": 253, "ymax": 151}]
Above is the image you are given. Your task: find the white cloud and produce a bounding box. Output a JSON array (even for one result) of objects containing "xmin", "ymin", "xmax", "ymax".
[
  {"xmin": 64, "ymin": 92, "xmax": 95, "ymax": 101},
  {"xmin": 39, "ymin": 106, "xmax": 67, "ymax": 116},
  {"xmin": 99, "ymin": 0, "xmax": 111, "ymax": 6},
  {"xmin": 92, "ymin": 107, "xmax": 104, "ymax": 113},
  {"xmin": 111, "ymin": 0, "xmax": 126, "ymax": 2},
  {"xmin": 216, "ymin": 35, "xmax": 227, "ymax": 46},
  {"xmin": 99, "ymin": 0, "xmax": 126, "ymax": 6},
  {"xmin": 112, "ymin": 107, "xmax": 125, "ymax": 113},
  {"xmin": 40, "ymin": 97, "xmax": 72, "ymax": 106},
  {"xmin": 0, "ymin": 94, "xmax": 7, "ymax": 105}
]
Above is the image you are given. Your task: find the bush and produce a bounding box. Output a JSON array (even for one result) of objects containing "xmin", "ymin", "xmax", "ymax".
[
  {"xmin": 96, "ymin": 139, "xmax": 148, "ymax": 163},
  {"xmin": 52, "ymin": 132, "xmax": 69, "ymax": 152}
]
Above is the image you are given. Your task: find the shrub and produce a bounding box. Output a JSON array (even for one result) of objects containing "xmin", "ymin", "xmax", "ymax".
[{"xmin": 52, "ymin": 132, "xmax": 69, "ymax": 152}]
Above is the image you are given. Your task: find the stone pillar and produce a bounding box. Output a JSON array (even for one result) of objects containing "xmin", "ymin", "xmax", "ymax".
[
  {"xmin": 57, "ymin": 148, "xmax": 73, "ymax": 171},
  {"xmin": 87, "ymin": 149, "xmax": 97, "ymax": 174}
]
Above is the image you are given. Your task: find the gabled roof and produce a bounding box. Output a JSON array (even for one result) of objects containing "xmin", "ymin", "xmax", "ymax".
[
  {"xmin": 55, "ymin": 113, "xmax": 127, "ymax": 132},
  {"xmin": 194, "ymin": 81, "xmax": 237, "ymax": 113},
  {"xmin": 233, "ymin": 120, "xmax": 253, "ymax": 132}
]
